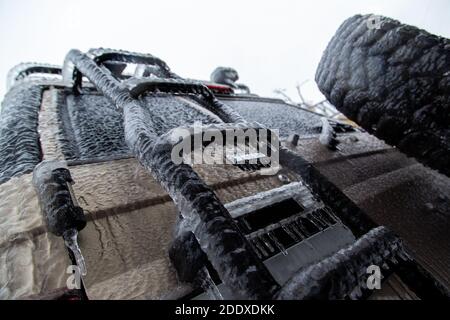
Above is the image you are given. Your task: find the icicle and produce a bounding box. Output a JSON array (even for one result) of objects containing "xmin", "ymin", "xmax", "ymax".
[
  {"xmin": 290, "ymin": 222, "xmax": 304, "ymax": 240},
  {"xmin": 313, "ymin": 212, "xmax": 330, "ymax": 228},
  {"xmin": 260, "ymin": 235, "xmax": 275, "ymax": 253},
  {"xmin": 252, "ymin": 238, "xmax": 268, "ymax": 258},
  {"xmin": 397, "ymin": 249, "xmax": 410, "ymax": 261},
  {"xmin": 312, "ymin": 214, "xmax": 326, "ymax": 229},
  {"xmin": 267, "ymin": 232, "xmax": 288, "ymax": 256},
  {"xmin": 306, "ymin": 215, "xmax": 322, "ymax": 231},
  {"xmin": 349, "ymin": 284, "xmax": 363, "ymax": 300},
  {"xmin": 198, "ymin": 267, "xmax": 223, "ymax": 300},
  {"xmin": 241, "ymin": 217, "xmax": 252, "ymax": 232},
  {"xmin": 63, "ymin": 228, "xmax": 87, "ymax": 276},
  {"xmin": 253, "ymin": 247, "xmax": 263, "ymax": 259},
  {"xmin": 390, "ymin": 256, "xmax": 399, "ymax": 264},
  {"xmin": 323, "ymin": 206, "xmax": 340, "ymax": 222},
  {"xmin": 250, "ymin": 239, "xmax": 262, "ymax": 259},
  {"xmin": 282, "ymin": 225, "xmax": 299, "ymax": 242}
]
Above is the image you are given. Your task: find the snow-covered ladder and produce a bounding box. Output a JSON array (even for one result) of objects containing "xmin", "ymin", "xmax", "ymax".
[{"xmin": 59, "ymin": 48, "xmax": 446, "ymax": 300}]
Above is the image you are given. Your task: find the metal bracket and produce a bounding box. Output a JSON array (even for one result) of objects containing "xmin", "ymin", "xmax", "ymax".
[{"xmin": 7, "ymin": 62, "xmax": 61, "ymax": 90}]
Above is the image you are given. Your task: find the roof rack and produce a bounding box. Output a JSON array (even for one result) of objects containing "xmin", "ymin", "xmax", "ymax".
[{"xmin": 7, "ymin": 62, "xmax": 62, "ymax": 90}]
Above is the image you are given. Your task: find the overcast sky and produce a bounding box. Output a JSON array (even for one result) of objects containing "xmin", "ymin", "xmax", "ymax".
[{"xmin": 0, "ymin": 0, "xmax": 449, "ymax": 103}]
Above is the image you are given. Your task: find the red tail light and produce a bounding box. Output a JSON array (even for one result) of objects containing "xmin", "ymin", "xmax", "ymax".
[{"xmin": 204, "ymin": 83, "xmax": 234, "ymax": 94}]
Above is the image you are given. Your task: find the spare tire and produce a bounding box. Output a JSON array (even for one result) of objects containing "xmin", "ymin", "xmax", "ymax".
[{"xmin": 316, "ymin": 14, "xmax": 450, "ymax": 176}]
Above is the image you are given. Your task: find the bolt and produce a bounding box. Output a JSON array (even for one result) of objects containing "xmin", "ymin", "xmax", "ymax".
[
  {"xmin": 287, "ymin": 133, "xmax": 300, "ymax": 147},
  {"xmin": 278, "ymin": 174, "xmax": 290, "ymax": 184}
]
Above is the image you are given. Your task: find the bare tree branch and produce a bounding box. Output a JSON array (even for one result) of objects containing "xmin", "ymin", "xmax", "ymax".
[
  {"xmin": 274, "ymin": 81, "xmax": 346, "ymax": 121},
  {"xmin": 295, "ymin": 80, "xmax": 309, "ymax": 104},
  {"xmin": 273, "ymin": 89, "xmax": 296, "ymax": 105}
]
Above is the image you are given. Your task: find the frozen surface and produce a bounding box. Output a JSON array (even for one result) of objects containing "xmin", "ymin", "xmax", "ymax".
[
  {"xmin": 277, "ymin": 226, "xmax": 408, "ymax": 300},
  {"xmin": 223, "ymin": 99, "xmax": 322, "ymax": 137},
  {"xmin": 0, "ymin": 173, "xmax": 70, "ymax": 299},
  {"xmin": 66, "ymin": 45, "xmax": 287, "ymax": 300},
  {"xmin": 264, "ymin": 224, "xmax": 355, "ymax": 285},
  {"xmin": 60, "ymin": 93, "xmax": 223, "ymax": 160},
  {"xmin": 2, "ymin": 47, "xmax": 447, "ymax": 299},
  {"xmin": 42, "ymin": 158, "xmax": 285, "ymax": 299},
  {"xmin": 344, "ymin": 163, "xmax": 450, "ymax": 289},
  {"xmin": 32, "ymin": 160, "xmax": 86, "ymax": 236},
  {"xmin": 287, "ymin": 131, "xmax": 391, "ymax": 164},
  {"xmin": 53, "ymin": 88, "xmax": 326, "ymax": 163},
  {"xmin": 0, "ymin": 83, "xmax": 43, "ymax": 184},
  {"xmin": 64, "ymin": 94, "xmax": 129, "ymax": 159},
  {"xmin": 138, "ymin": 95, "xmax": 223, "ymax": 133},
  {"xmin": 319, "ymin": 117, "xmax": 338, "ymax": 149},
  {"xmin": 38, "ymin": 90, "xmax": 67, "ymax": 160}
]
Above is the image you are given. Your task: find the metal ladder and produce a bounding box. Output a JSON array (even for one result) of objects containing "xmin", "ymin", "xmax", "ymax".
[{"xmin": 33, "ymin": 48, "xmax": 447, "ymax": 300}]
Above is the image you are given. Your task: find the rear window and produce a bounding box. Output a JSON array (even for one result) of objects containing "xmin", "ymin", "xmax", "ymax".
[{"xmin": 221, "ymin": 98, "xmax": 322, "ymax": 137}]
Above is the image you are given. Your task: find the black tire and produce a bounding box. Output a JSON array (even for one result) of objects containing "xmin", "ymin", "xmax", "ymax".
[{"xmin": 316, "ymin": 14, "xmax": 450, "ymax": 176}]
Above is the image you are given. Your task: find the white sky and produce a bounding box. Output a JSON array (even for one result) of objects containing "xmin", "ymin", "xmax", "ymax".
[{"xmin": 0, "ymin": 0, "xmax": 449, "ymax": 103}]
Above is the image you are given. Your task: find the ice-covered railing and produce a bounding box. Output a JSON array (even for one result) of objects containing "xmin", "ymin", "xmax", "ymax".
[
  {"xmin": 62, "ymin": 48, "xmax": 179, "ymax": 93},
  {"xmin": 7, "ymin": 62, "xmax": 62, "ymax": 90}
]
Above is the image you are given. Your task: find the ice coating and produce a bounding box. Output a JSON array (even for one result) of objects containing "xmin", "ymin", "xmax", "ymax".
[
  {"xmin": 199, "ymin": 267, "xmax": 223, "ymax": 300},
  {"xmin": 38, "ymin": 90, "xmax": 68, "ymax": 161},
  {"xmin": 2, "ymin": 46, "xmax": 449, "ymax": 300},
  {"xmin": 32, "ymin": 160, "xmax": 68, "ymax": 184},
  {"xmin": 32, "ymin": 160, "xmax": 88, "ymax": 279},
  {"xmin": 0, "ymin": 158, "xmax": 285, "ymax": 299},
  {"xmin": 0, "ymin": 173, "xmax": 71, "ymax": 299},
  {"xmin": 126, "ymin": 77, "xmax": 246, "ymax": 124},
  {"xmin": 64, "ymin": 94, "xmax": 130, "ymax": 159},
  {"xmin": 35, "ymin": 58, "xmax": 327, "ymax": 165},
  {"xmin": 32, "ymin": 160, "xmax": 86, "ymax": 236},
  {"xmin": 278, "ymin": 146, "xmax": 449, "ymax": 298},
  {"xmin": 170, "ymin": 214, "xmax": 219, "ymax": 295},
  {"xmin": 0, "ymin": 174, "xmax": 44, "ymax": 245},
  {"xmin": 61, "ymin": 48, "xmax": 435, "ymax": 300},
  {"xmin": 224, "ymin": 182, "xmax": 306, "ymax": 218},
  {"xmin": 63, "ymin": 228, "xmax": 87, "ymax": 276},
  {"xmin": 0, "ymin": 83, "xmax": 43, "ymax": 184},
  {"xmin": 278, "ymin": 145, "xmax": 378, "ymax": 237},
  {"xmin": 223, "ymin": 98, "xmax": 322, "ymax": 138},
  {"xmin": 48, "ymin": 48, "xmax": 448, "ymax": 300},
  {"xmin": 61, "ymin": 92, "xmax": 224, "ymax": 160},
  {"xmin": 63, "ymin": 49, "xmax": 280, "ymax": 299},
  {"xmin": 125, "ymin": 125, "xmax": 279, "ymax": 299},
  {"xmin": 83, "ymin": 47, "xmax": 178, "ymax": 82},
  {"xmin": 276, "ymin": 226, "xmax": 408, "ymax": 300},
  {"xmin": 7, "ymin": 63, "xmax": 61, "ymax": 90},
  {"xmin": 319, "ymin": 117, "xmax": 339, "ymax": 149},
  {"xmin": 169, "ymin": 230, "xmax": 209, "ymax": 284}
]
